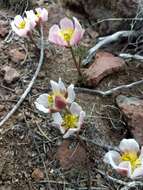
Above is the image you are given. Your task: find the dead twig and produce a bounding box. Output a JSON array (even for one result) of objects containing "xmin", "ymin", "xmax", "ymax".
[
  {"xmin": 120, "ymin": 181, "xmax": 143, "ymax": 190},
  {"xmin": 75, "ymin": 79, "xmax": 143, "ymax": 97},
  {"xmin": 82, "ymin": 31, "xmax": 134, "ymax": 65},
  {"xmin": 35, "ymin": 122, "xmax": 52, "ymax": 142},
  {"xmin": 119, "ymin": 53, "xmax": 143, "ymax": 61},
  {"xmin": 0, "ymin": 24, "xmax": 45, "ymax": 132},
  {"xmin": 97, "ymin": 169, "xmax": 143, "ymax": 190},
  {"xmin": 78, "ymin": 135, "xmax": 117, "ymax": 152}
]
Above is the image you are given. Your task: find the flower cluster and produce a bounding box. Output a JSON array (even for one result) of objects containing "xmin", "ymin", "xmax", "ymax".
[
  {"xmin": 11, "ymin": 7, "xmax": 48, "ymax": 37},
  {"xmin": 11, "ymin": 7, "xmax": 84, "ymax": 78},
  {"xmin": 11, "ymin": 7, "xmax": 143, "ymax": 180},
  {"xmin": 104, "ymin": 139, "xmax": 143, "ymax": 179},
  {"xmin": 35, "ymin": 78, "xmax": 85, "ymax": 138}
]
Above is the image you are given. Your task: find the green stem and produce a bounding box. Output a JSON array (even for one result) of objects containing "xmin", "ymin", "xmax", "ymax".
[{"xmin": 69, "ymin": 46, "xmax": 82, "ymax": 77}]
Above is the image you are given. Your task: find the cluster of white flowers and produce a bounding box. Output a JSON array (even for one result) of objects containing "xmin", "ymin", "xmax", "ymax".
[
  {"xmin": 11, "ymin": 7, "xmax": 48, "ymax": 37},
  {"xmin": 35, "ymin": 78, "xmax": 85, "ymax": 138}
]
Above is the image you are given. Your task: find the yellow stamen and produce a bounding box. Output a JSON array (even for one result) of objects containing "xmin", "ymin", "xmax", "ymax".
[
  {"xmin": 48, "ymin": 95, "xmax": 54, "ymax": 106},
  {"xmin": 121, "ymin": 152, "xmax": 141, "ymax": 172},
  {"xmin": 59, "ymin": 28, "xmax": 74, "ymax": 42},
  {"xmin": 63, "ymin": 114, "xmax": 78, "ymax": 129},
  {"xmin": 36, "ymin": 12, "xmax": 41, "ymax": 18},
  {"xmin": 18, "ymin": 20, "xmax": 26, "ymax": 29}
]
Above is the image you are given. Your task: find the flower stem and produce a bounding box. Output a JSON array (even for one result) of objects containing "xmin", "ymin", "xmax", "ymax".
[
  {"xmin": 69, "ymin": 46, "xmax": 82, "ymax": 77},
  {"xmin": 28, "ymin": 32, "xmax": 39, "ymax": 50}
]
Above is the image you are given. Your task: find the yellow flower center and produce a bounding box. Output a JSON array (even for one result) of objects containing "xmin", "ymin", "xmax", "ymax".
[
  {"xmin": 121, "ymin": 152, "xmax": 141, "ymax": 172},
  {"xmin": 59, "ymin": 28, "xmax": 74, "ymax": 42},
  {"xmin": 63, "ymin": 114, "xmax": 78, "ymax": 129},
  {"xmin": 18, "ymin": 20, "xmax": 26, "ymax": 29},
  {"xmin": 36, "ymin": 12, "xmax": 41, "ymax": 18},
  {"xmin": 48, "ymin": 94, "xmax": 54, "ymax": 106},
  {"xmin": 48, "ymin": 92, "xmax": 65, "ymax": 107}
]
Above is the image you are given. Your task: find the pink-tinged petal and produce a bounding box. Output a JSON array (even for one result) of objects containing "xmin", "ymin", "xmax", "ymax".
[
  {"xmin": 70, "ymin": 17, "xmax": 84, "ymax": 45},
  {"xmin": 11, "ymin": 22, "xmax": 28, "ymax": 37},
  {"xmin": 131, "ymin": 166, "xmax": 143, "ymax": 179},
  {"xmin": 73, "ymin": 17, "xmax": 82, "ymax": 31},
  {"xmin": 70, "ymin": 102, "xmax": 82, "ymax": 116},
  {"xmin": 63, "ymin": 127, "xmax": 80, "ymax": 138},
  {"xmin": 66, "ymin": 84, "xmax": 75, "ymax": 103},
  {"xmin": 119, "ymin": 139, "xmax": 139, "ymax": 154},
  {"xmin": 117, "ymin": 161, "xmax": 132, "ymax": 177},
  {"xmin": 58, "ymin": 78, "xmax": 66, "ymax": 93},
  {"xmin": 60, "ymin": 17, "xmax": 74, "ymax": 30},
  {"xmin": 55, "ymin": 96, "xmax": 67, "ymax": 110},
  {"xmin": 48, "ymin": 25, "xmax": 67, "ymax": 46},
  {"xmin": 50, "ymin": 80, "xmax": 60, "ymax": 93},
  {"xmin": 104, "ymin": 150, "xmax": 121, "ymax": 169},
  {"xmin": 41, "ymin": 8, "xmax": 48, "ymax": 22},
  {"xmin": 24, "ymin": 19, "xmax": 32, "ymax": 31},
  {"xmin": 35, "ymin": 8, "xmax": 48, "ymax": 22},
  {"xmin": 70, "ymin": 29, "xmax": 84, "ymax": 45}
]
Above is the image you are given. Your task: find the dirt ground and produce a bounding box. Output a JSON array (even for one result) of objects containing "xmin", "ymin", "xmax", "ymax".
[{"xmin": 0, "ymin": 1, "xmax": 143, "ymax": 190}]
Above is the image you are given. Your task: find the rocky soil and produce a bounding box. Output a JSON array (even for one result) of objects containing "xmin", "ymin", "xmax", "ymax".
[{"xmin": 0, "ymin": 1, "xmax": 143, "ymax": 190}]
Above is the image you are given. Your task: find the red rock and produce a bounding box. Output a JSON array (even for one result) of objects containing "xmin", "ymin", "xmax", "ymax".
[
  {"xmin": 2, "ymin": 66, "xmax": 20, "ymax": 84},
  {"xmin": 116, "ymin": 95, "xmax": 143, "ymax": 145},
  {"xmin": 85, "ymin": 52, "xmax": 125, "ymax": 86},
  {"xmin": 9, "ymin": 49, "xmax": 25, "ymax": 63},
  {"xmin": 56, "ymin": 140, "xmax": 87, "ymax": 170}
]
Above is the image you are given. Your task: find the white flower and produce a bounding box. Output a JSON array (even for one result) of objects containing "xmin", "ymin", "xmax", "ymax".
[
  {"xmin": 35, "ymin": 7, "xmax": 48, "ymax": 23},
  {"xmin": 26, "ymin": 8, "xmax": 48, "ymax": 26},
  {"xmin": 35, "ymin": 78, "xmax": 75, "ymax": 113},
  {"xmin": 104, "ymin": 139, "xmax": 143, "ymax": 179},
  {"xmin": 52, "ymin": 102, "xmax": 86, "ymax": 138},
  {"xmin": 11, "ymin": 15, "xmax": 32, "ymax": 37},
  {"xmin": 25, "ymin": 10, "xmax": 37, "ymax": 28}
]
